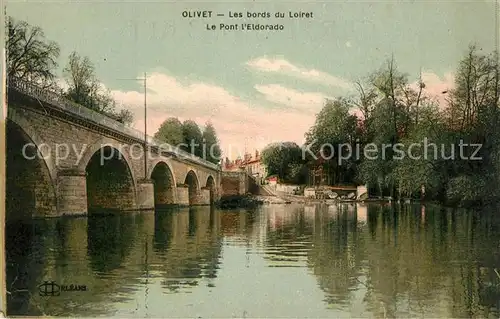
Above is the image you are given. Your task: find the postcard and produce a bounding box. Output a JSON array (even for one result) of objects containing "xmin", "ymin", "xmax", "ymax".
[{"xmin": 2, "ymin": 0, "xmax": 500, "ymax": 317}]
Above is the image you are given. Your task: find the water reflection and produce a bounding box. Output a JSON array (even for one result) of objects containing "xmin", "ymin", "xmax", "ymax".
[
  {"xmin": 5, "ymin": 204, "xmax": 500, "ymax": 317},
  {"xmin": 87, "ymin": 214, "xmax": 137, "ymax": 273}
]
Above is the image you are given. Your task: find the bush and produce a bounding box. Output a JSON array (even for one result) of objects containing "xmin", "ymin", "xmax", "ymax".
[{"xmin": 446, "ymin": 175, "xmax": 489, "ymax": 206}]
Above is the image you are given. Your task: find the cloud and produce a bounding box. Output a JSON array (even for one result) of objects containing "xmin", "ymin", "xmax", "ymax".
[
  {"xmin": 110, "ymin": 72, "xmax": 318, "ymax": 159},
  {"xmin": 245, "ymin": 56, "xmax": 353, "ymax": 90},
  {"xmin": 254, "ymin": 84, "xmax": 332, "ymax": 112}
]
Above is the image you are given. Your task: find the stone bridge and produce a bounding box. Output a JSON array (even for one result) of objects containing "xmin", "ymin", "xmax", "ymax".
[{"xmin": 6, "ymin": 78, "xmax": 222, "ymax": 219}]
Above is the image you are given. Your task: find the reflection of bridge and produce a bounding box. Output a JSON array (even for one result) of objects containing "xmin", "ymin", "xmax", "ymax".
[
  {"xmin": 6, "ymin": 207, "xmax": 224, "ymax": 316},
  {"xmin": 7, "ymin": 79, "xmax": 222, "ymax": 218}
]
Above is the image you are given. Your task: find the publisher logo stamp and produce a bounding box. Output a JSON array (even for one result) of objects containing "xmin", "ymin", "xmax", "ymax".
[{"xmin": 38, "ymin": 281, "xmax": 87, "ymax": 296}]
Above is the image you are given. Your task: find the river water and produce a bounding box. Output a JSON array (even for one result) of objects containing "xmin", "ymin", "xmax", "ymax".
[{"xmin": 6, "ymin": 203, "xmax": 500, "ymax": 318}]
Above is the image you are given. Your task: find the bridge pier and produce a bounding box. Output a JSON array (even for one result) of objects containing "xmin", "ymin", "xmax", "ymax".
[
  {"xmin": 200, "ymin": 187, "xmax": 212, "ymax": 205},
  {"xmin": 136, "ymin": 179, "xmax": 155, "ymax": 210},
  {"xmin": 176, "ymin": 183, "xmax": 190, "ymax": 206},
  {"xmin": 57, "ymin": 168, "xmax": 88, "ymax": 216}
]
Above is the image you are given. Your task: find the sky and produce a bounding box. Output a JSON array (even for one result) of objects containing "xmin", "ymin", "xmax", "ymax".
[{"xmin": 6, "ymin": 0, "xmax": 499, "ymax": 159}]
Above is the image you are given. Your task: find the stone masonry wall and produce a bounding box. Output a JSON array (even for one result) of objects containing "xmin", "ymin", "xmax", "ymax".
[
  {"xmin": 221, "ymin": 171, "xmax": 248, "ymax": 196},
  {"xmin": 199, "ymin": 187, "xmax": 211, "ymax": 205},
  {"xmin": 176, "ymin": 185, "xmax": 190, "ymax": 206},
  {"xmin": 57, "ymin": 171, "xmax": 88, "ymax": 215},
  {"xmin": 6, "ymin": 121, "xmax": 57, "ymax": 219}
]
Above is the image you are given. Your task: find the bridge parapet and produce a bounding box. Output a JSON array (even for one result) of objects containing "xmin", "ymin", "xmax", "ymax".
[{"xmin": 8, "ymin": 77, "xmax": 220, "ymax": 171}]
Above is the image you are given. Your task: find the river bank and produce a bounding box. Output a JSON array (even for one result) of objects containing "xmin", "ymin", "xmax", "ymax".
[
  {"xmin": 216, "ymin": 193, "xmax": 395, "ymax": 209},
  {"xmin": 216, "ymin": 194, "xmax": 292, "ymax": 209}
]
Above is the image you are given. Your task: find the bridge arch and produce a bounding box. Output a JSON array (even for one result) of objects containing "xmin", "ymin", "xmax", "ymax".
[
  {"xmin": 147, "ymin": 158, "xmax": 177, "ymax": 186},
  {"xmin": 83, "ymin": 144, "xmax": 137, "ymax": 212},
  {"xmin": 184, "ymin": 170, "xmax": 200, "ymax": 205},
  {"xmin": 8, "ymin": 108, "xmax": 56, "ymax": 181},
  {"xmin": 6, "ymin": 119, "xmax": 57, "ymax": 219},
  {"xmin": 206, "ymin": 175, "xmax": 216, "ymax": 204},
  {"xmin": 77, "ymin": 137, "xmax": 137, "ymax": 181},
  {"xmin": 150, "ymin": 161, "xmax": 177, "ymax": 206}
]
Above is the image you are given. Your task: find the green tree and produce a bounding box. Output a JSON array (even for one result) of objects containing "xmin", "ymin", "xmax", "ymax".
[
  {"xmin": 63, "ymin": 51, "xmax": 115, "ymax": 113},
  {"xmin": 182, "ymin": 120, "xmax": 203, "ymax": 156},
  {"xmin": 448, "ymin": 45, "xmax": 499, "ymax": 132},
  {"xmin": 202, "ymin": 122, "xmax": 222, "ymax": 164},
  {"xmin": 154, "ymin": 117, "xmax": 184, "ymax": 146},
  {"xmin": 7, "ymin": 17, "xmax": 60, "ymax": 89},
  {"xmin": 62, "ymin": 51, "xmax": 133, "ymax": 124},
  {"xmin": 357, "ymin": 99, "xmax": 398, "ymax": 195},
  {"xmin": 261, "ymin": 142, "xmax": 306, "ymax": 183},
  {"xmin": 441, "ymin": 45, "xmax": 500, "ymax": 205},
  {"xmin": 392, "ymin": 104, "xmax": 447, "ymax": 200},
  {"xmin": 355, "ymin": 58, "xmax": 425, "ymax": 196},
  {"xmin": 305, "ymin": 99, "xmax": 358, "ymax": 185}
]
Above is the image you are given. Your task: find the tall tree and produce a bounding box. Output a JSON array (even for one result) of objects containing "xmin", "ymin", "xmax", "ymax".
[
  {"xmin": 63, "ymin": 51, "xmax": 115, "ymax": 113},
  {"xmin": 358, "ymin": 58, "xmax": 415, "ymax": 196},
  {"xmin": 352, "ymin": 79, "xmax": 377, "ymax": 124},
  {"xmin": 442, "ymin": 45, "xmax": 500, "ymax": 205},
  {"xmin": 154, "ymin": 117, "xmax": 184, "ymax": 146},
  {"xmin": 202, "ymin": 121, "xmax": 222, "ymax": 164},
  {"xmin": 7, "ymin": 17, "xmax": 60, "ymax": 89},
  {"xmin": 182, "ymin": 120, "xmax": 203, "ymax": 156},
  {"xmin": 63, "ymin": 51, "xmax": 133, "ymax": 124},
  {"xmin": 392, "ymin": 104, "xmax": 447, "ymax": 199},
  {"xmin": 369, "ymin": 57, "xmax": 409, "ymax": 143},
  {"xmin": 305, "ymin": 99, "xmax": 358, "ymax": 185}
]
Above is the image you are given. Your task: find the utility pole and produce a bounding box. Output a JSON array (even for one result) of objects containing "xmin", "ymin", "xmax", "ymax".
[{"xmin": 143, "ymin": 72, "xmax": 147, "ymax": 179}]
